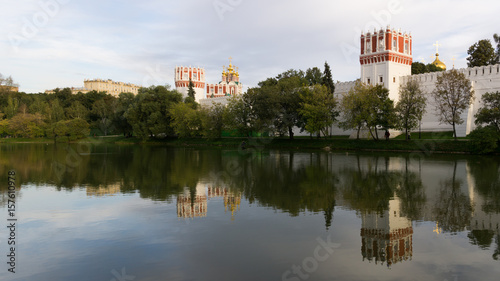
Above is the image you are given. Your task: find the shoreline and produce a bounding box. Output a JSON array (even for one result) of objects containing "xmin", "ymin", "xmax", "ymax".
[{"xmin": 0, "ymin": 135, "xmax": 487, "ymax": 155}]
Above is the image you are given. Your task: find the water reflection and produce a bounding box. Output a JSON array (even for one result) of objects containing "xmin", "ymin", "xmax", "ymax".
[
  {"xmin": 1, "ymin": 144, "xmax": 500, "ymax": 280},
  {"xmin": 360, "ymin": 196, "xmax": 413, "ymax": 267}
]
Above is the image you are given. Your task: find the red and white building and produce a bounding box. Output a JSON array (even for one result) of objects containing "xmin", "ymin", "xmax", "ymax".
[
  {"xmin": 174, "ymin": 66, "xmax": 206, "ymax": 101},
  {"xmin": 206, "ymin": 58, "xmax": 243, "ymax": 99},
  {"xmin": 360, "ymin": 27, "xmax": 412, "ymax": 102}
]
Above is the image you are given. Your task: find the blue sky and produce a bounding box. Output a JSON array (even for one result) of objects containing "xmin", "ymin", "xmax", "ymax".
[{"xmin": 1, "ymin": 0, "xmax": 500, "ymax": 93}]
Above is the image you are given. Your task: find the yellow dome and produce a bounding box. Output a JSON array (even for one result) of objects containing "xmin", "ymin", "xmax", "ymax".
[{"xmin": 432, "ymin": 53, "xmax": 446, "ymax": 70}]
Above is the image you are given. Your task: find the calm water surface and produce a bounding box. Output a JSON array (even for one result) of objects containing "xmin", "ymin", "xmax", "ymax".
[{"xmin": 0, "ymin": 143, "xmax": 499, "ymax": 281}]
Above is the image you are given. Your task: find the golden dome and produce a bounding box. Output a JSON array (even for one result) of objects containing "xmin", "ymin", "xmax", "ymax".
[{"xmin": 432, "ymin": 53, "xmax": 446, "ymax": 70}]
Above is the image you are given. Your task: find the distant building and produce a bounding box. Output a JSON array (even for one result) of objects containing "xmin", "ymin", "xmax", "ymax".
[
  {"xmin": 174, "ymin": 66, "xmax": 206, "ymax": 101},
  {"xmin": 175, "ymin": 58, "xmax": 243, "ymax": 104},
  {"xmin": 45, "ymin": 79, "xmax": 140, "ymax": 96},
  {"xmin": 206, "ymin": 58, "xmax": 243, "ymax": 99},
  {"xmin": 0, "ymin": 85, "xmax": 19, "ymax": 92}
]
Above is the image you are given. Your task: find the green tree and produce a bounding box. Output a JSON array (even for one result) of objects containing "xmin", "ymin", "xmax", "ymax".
[
  {"xmin": 475, "ymin": 91, "xmax": 500, "ymax": 133},
  {"xmin": 223, "ymin": 95, "xmax": 255, "ymax": 137},
  {"xmin": 340, "ymin": 81, "xmax": 368, "ymax": 139},
  {"xmin": 395, "ymin": 78, "xmax": 427, "ymax": 140},
  {"xmin": 4, "ymin": 96, "xmax": 19, "ymax": 119},
  {"xmin": 366, "ymin": 85, "xmax": 395, "ymax": 139},
  {"xmin": 91, "ymin": 98, "xmax": 113, "ymax": 136},
  {"xmin": 187, "ymin": 78, "xmax": 196, "ymax": 100},
  {"xmin": 305, "ymin": 67, "xmax": 323, "ymax": 86},
  {"xmin": 432, "ymin": 69, "xmax": 474, "ymax": 139},
  {"xmin": 49, "ymin": 99, "xmax": 65, "ymax": 124},
  {"xmin": 494, "ymin": 33, "xmax": 500, "ymax": 62},
  {"xmin": 468, "ymin": 126, "xmax": 499, "ymax": 154},
  {"xmin": 299, "ymin": 84, "xmax": 338, "ymax": 137},
  {"xmin": 322, "ymin": 62, "xmax": 335, "ymax": 95},
  {"xmin": 169, "ymin": 102, "xmax": 202, "ymax": 138},
  {"xmin": 200, "ymin": 103, "xmax": 225, "ymax": 139},
  {"xmin": 8, "ymin": 113, "xmax": 45, "ymax": 138},
  {"xmin": 467, "ymin": 39, "xmax": 498, "ymax": 67},
  {"xmin": 66, "ymin": 101, "xmax": 88, "ymax": 120},
  {"xmin": 125, "ymin": 85, "xmax": 183, "ymax": 140},
  {"xmin": 274, "ymin": 70, "xmax": 307, "ymax": 139},
  {"xmin": 411, "ymin": 62, "xmax": 444, "ymax": 75},
  {"xmin": 112, "ymin": 92, "xmax": 135, "ymax": 137}
]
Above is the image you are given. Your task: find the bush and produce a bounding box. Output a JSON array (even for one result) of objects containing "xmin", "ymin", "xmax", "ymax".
[{"xmin": 468, "ymin": 126, "xmax": 500, "ymax": 154}]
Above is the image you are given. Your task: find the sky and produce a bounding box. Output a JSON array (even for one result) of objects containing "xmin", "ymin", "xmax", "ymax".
[{"xmin": 1, "ymin": 0, "xmax": 500, "ymax": 93}]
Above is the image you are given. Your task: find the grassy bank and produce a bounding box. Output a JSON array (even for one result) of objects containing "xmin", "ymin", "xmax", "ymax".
[{"xmin": 0, "ymin": 134, "xmax": 484, "ymax": 154}]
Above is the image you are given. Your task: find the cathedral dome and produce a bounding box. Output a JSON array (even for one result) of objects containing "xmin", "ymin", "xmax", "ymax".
[{"xmin": 432, "ymin": 53, "xmax": 446, "ymax": 70}]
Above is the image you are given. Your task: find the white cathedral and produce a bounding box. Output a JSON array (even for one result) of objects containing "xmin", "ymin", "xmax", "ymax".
[{"xmin": 332, "ymin": 27, "xmax": 500, "ymax": 137}]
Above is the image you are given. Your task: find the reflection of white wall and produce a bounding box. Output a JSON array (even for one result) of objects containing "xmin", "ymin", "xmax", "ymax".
[{"xmin": 467, "ymin": 164, "xmax": 500, "ymax": 233}]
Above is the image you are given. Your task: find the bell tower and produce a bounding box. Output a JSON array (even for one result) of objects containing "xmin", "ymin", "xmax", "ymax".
[{"xmin": 360, "ymin": 27, "xmax": 412, "ymax": 102}]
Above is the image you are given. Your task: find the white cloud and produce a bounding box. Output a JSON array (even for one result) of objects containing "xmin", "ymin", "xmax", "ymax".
[{"xmin": 1, "ymin": 0, "xmax": 500, "ymax": 93}]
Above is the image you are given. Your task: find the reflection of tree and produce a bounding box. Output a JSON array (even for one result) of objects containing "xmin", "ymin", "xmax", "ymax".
[
  {"xmin": 494, "ymin": 235, "xmax": 500, "ymax": 261},
  {"xmin": 341, "ymin": 156, "xmax": 398, "ymax": 214},
  {"xmin": 396, "ymin": 157, "xmax": 426, "ymax": 221},
  {"xmin": 468, "ymin": 229, "xmax": 495, "ymax": 250},
  {"xmin": 433, "ymin": 161, "xmax": 473, "ymax": 233},
  {"xmin": 467, "ymin": 157, "xmax": 500, "ymax": 213},
  {"xmin": 227, "ymin": 151, "xmax": 338, "ymax": 229}
]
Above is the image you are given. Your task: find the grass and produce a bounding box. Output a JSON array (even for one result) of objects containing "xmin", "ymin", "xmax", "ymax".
[
  {"xmin": 392, "ymin": 131, "xmax": 469, "ymax": 140},
  {"xmin": 0, "ymin": 133, "xmax": 484, "ymax": 154}
]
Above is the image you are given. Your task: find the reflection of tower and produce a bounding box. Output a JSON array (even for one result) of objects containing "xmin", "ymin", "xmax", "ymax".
[
  {"xmin": 360, "ymin": 196, "xmax": 413, "ymax": 267},
  {"xmin": 86, "ymin": 183, "xmax": 121, "ymax": 197},
  {"xmin": 208, "ymin": 186, "xmax": 241, "ymax": 220},
  {"xmin": 177, "ymin": 184, "xmax": 207, "ymax": 219}
]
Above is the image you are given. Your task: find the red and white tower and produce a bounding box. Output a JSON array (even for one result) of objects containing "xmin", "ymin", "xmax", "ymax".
[
  {"xmin": 174, "ymin": 66, "xmax": 206, "ymax": 102},
  {"xmin": 360, "ymin": 27, "xmax": 412, "ymax": 101}
]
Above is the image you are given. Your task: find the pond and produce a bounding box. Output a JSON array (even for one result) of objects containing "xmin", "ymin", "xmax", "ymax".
[{"xmin": 0, "ymin": 143, "xmax": 499, "ymax": 281}]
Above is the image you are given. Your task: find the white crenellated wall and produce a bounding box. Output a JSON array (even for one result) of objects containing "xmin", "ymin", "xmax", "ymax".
[{"xmin": 400, "ymin": 64, "xmax": 500, "ymax": 136}]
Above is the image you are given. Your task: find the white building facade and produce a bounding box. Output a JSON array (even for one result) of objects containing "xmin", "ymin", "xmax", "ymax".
[{"xmin": 333, "ymin": 27, "xmax": 500, "ymax": 137}]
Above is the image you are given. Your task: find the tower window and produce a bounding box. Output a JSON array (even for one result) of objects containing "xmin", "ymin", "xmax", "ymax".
[
  {"xmin": 393, "ymin": 77, "xmax": 396, "ymax": 83},
  {"xmin": 379, "ymin": 76, "xmax": 383, "ymax": 83},
  {"xmin": 393, "ymin": 38, "xmax": 397, "ymax": 51},
  {"xmin": 367, "ymin": 78, "xmax": 371, "ymax": 84}
]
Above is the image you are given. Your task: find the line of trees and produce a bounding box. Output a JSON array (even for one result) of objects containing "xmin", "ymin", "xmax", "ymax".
[{"xmin": 0, "ymin": 64, "xmax": 490, "ymax": 143}]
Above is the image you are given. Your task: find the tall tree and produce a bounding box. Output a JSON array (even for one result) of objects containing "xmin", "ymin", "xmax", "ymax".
[
  {"xmin": 187, "ymin": 78, "xmax": 196, "ymax": 100},
  {"xmin": 305, "ymin": 67, "xmax": 323, "ymax": 86},
  {"xmin": 366, "ymin": 85, "xmax": 395, "ymax": 140},
  {"xmin": 432, "ymin": 69, "xmax": 475, "ymax": 139},
  {"xmin": 299, "ymin": 84, "xmax": 338, "ymax": 137},
  {"xmin": 475, "ymin": 91, "xmax": 500, "ymax": 133},
  {"xmin": 493, "ymin": 33, "xmax": 500, "ymax": 63},
  {"xmin": 322, "ymin": 62, "xmax": 335, "ymax": 95},
  {"xmin": 395, "ymin": 78, "xmax": 427, "ymax": 140},
  {"xmin": 339, "ymin": 81, "xmax": 369, "ymax": 139},
  {"xmin": 467, "ymin": 39, "xmax": 498, "ymax": 67}
]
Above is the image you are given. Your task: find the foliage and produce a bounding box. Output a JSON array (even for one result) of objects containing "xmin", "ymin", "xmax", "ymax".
[
  {"xmin": 305, "ymin": 67, "xmax": 322, "ymax": 86},
  {"xmin": 322, "ymin": 62, "xmax": 335, "ymax": 95},
  {"xmin": 125, "ymin": 86, "xmax": 183, "ymax": 140},
  {"xmin": 8, "ymin": 113, "xmax": 45, "ymax": 138},
  {"xmin": 468, "ymin": 126, "xmax": 499, "ymax": 154},
  {"xmin": 66, "ymin": 101, "xmax": 88, "ymax": 119},
  {"xmin": 340, "ymin": 82, "xmax": 394, "ymax": 140},
  {"xmin": 432, "ymin": 69, "xmax": 474, "ymax": 139},
  {"xmin": 339, "ymin": 81, "xmax": 367, "ymax": 139},
  {"xmin": 200, "ymin": 103, "xmax": 225, "ymax": 139},
  {"xmin": 411, "ymin": 62, "xmax": 444, "ymax": 75},
  {"xmin": 467, "ymin": 39, "xmax": 498, "ymax": 67},
  {"xmin": 299, "ymin": 84, "xmax": 338, "ymax": 137},
  {"xmin": 187, "ymin": 78, "xmax": 196, "ymax": 100},
  {"xmin": 91, "ymin": 98, "xmax": 113, "ymax": 136},
  {"xmin": 395, "ymin": 78, "xmax": 427, "ymax": 140},
  {"xmin": 223, "ymin": 95, "xmax": 255, "ymax": 137},
  {"xmin": 475, "ymin": 91, "xmax": 500, "ymax": 133},
  {"xmin": 169, "ymin": 102, "xmax": 202, "ymax": 138}
]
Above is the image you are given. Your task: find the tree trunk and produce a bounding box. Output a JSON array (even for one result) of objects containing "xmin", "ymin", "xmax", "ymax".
[
  {"xmin": 357, "ymin": 126, "xmax": 361, "ymax": 139},
  {"xmin": 288, "ymin": 127, "xmax": 294, "ymax": 140},
  {"xmin": 452, "ymin": 122, "xmax": 457, "ymax": 140},
  {"xmin": 368, "ymin": 126, "xmax": 376, "ymax": 140}
]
